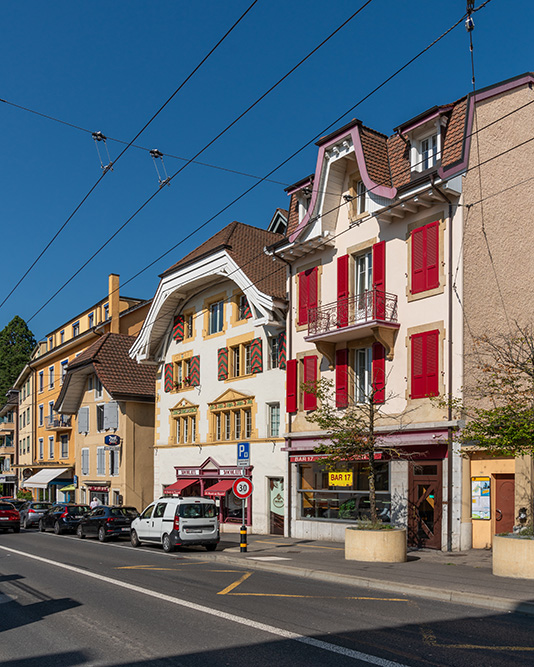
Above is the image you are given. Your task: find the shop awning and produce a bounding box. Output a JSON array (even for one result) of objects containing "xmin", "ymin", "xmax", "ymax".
[
  {"xmin": 204, "ymin": 479, "xmax": 234, "ymax": 497},
  {"xmin": 59, "ymin": 484, "xmax": 76, "ymax": 492},
  {"xmin": 24, "ymin": 468, "xmax": 69, "ymax": 489},
  {"xmin": 163, "ymin": 479, "xmax": 197, "ymax": 495}
]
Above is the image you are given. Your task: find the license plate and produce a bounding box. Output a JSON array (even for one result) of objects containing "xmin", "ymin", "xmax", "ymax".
[
  {"xmin": 187, "ymin": 528, "xmax": 202, "ymax": 533},
  {"xmin": 0, "ymin": 517, "xmax": 8, "ymax": 521}
]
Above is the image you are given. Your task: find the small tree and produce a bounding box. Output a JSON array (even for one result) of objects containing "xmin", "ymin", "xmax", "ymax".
[
  {"xmin": 0, "ymin": 316, "xmax": 36, "ymax": 398},
  {"xmin": 305, "ymin": 377, "xmax": 405, "ymax": 526}
]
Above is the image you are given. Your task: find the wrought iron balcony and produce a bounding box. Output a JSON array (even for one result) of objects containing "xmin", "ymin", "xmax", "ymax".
[
  {"xmin": 306, "ymin": 290, "xmax": 399, "ymax": 356},
  {"xmin": 46, "ymin": 415, "xmax": 72, "ymax": 431}
]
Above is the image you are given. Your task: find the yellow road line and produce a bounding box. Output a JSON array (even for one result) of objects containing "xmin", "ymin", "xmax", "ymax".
[
  {"xmin": 230, "ymin": 593, "xmax": 408, "ymax": 601},
  {"xmin": 420, "ymin": 625, "xmax": 534, "ymax": 652},
  {"xmin": 217, "ymin": 571, "xmax": 252, "ymax": 595},
  {"xmin": 252, "ymin": 540, "xmax": 343, "ymax": 551}
]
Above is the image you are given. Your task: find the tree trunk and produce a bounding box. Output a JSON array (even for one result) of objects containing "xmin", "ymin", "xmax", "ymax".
[{"xmin": 368, "ymin": 401, "xmax": 378, "ymax": 523}]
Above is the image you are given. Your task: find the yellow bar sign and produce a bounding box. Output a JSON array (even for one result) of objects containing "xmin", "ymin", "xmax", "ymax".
[{"xmin": 329, "ymin": 472, "xmax": 353, "ymax": 486}]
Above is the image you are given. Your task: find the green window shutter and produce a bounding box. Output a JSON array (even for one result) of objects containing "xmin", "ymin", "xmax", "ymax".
[
  {"xmin": 243, "ymin": 298, "xmax": 252, "ymax": 319},
  {"xmin": 189, "ymin": 356, "xmax": 200, "ymax": 386},
  {"xmin": 172, "ymin": 315, "xmax": 184, "ymax": 342},
  {"xmin": 164, "ymin": 363, "xmax": 174, "ymax": 392},
  {"xmin": 250, "ymin": 338, "xmax": 263, "ymax": 374},
  {"xmin": 218, "ymin": 348, "xmax": 228, "ymax": 380},
  {"xmin": 278, "ymin": 331, "xmax": 286, "ymax": 370}
]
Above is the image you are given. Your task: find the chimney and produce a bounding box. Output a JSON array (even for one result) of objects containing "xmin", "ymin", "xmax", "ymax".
[{"xmin": 108, "ymin": 273, "xmax": 120, "ymax": 334}]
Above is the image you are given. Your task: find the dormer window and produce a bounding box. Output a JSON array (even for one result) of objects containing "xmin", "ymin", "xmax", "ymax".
[
  {"xmin": 420, "ymin": 133, "xmax": 439, "ymax": 170},
  {"xmin": 410, "ymin": 125, "xmax": 442, "ymax": 173}
]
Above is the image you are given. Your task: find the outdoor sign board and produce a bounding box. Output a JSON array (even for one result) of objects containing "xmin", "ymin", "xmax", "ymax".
[
  {"xmin": 237, "ymin": 441, "xmax": 250, "ymax": 467},
  {"xmin": 328, "ymin": 472, "xmax": 353, "ymax": 487},
  {"xmin": 105, "ymin": 435, "xmax": 121, "ymax": 446},
  {"xmin": 471, "ymin": 476, "xmax": 491, "ymax": 520},
  {"xmin": 233, "ymin": 477, "xmax": 253, "ymax": 499}
]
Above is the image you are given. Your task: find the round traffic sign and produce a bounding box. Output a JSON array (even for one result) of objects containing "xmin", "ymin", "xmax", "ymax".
[{"xmin": 233, "ymin": 477, "xmax": 253, "ymax": 499}]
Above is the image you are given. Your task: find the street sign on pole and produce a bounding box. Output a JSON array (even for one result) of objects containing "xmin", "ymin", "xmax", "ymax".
[
  {"xmin": 237, "ymin": 441, "xmax": 250, "ymax": 467},
  {"xmin": 232, "ymin": 477, "xmax": 253, "ymax": 499}
]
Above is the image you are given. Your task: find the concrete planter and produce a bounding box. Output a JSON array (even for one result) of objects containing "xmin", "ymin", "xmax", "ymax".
[
  {"xmin": 493, "ymin": 534, "xmax": 534, "ymax": 579},
  {"xmin": 345, "ymin": 526, "xmax": 407, "ymax": 563}
]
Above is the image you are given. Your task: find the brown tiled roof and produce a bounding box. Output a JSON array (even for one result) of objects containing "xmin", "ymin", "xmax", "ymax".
[
  {"xmin": 387, "ymin": 133, "xmax": 411, "ymax": 189},
  {"xmin": 69, "ymin": 333, "xmax": 156, "ymax": 401},
  {"xmin": 162, "ymin": 222, "xmax": 286, "ymax": 300},
  {"xmin": 441, "ymin": 96, "xmax": 468, "ymax": 168},
  {"xmin": 360, "ymin": 126, "xmax": 391, "ymax": 188},
  {"xmin": 286, "ymin": 193, "xmax": 300, "ymax": 237}
]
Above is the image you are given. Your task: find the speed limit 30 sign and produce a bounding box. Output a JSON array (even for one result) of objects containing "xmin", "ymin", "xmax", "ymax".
[{"xmin": 233, "ymin": 477, "xmax": 253, "ymax": 499}]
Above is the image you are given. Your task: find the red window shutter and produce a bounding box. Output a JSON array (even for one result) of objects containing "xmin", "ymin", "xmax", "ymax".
[
  {"xmin": 172, "ymin": 315, "xmax": 184, "ymax": 342},
  {"xmin": 372, "ymin": 241, "xmax": 386, "ymax": 319},
  {"xmin": 425, "ymin": 330, "xmax": 439, "ymax": 396},
  {"xmin": 411, "ymin": 334, "xmax": 425, "ymax": 398},
  {"xmin": 277, "ymin": 331, "xmax": 287, "ymax": 370},
  {"xmin": 298, "ymin": 272, "xmax": 309, "ymax": 326},
  {"xmin": 303, "ymin": 355, "xmax": 318, "ymax": 411},
  {"xmin": 189, "ymin": 356, "xmax": 200, "ymax": 387},
  {"xmin": 308, "ymin": 267, "xmax": 318, "ymax": 310},
  {"xmin": 217, "ymin": 348, "xmax": 228, "ymax": 380},
  {"xmin": 286, "ymin": 359, "xmax": 298, "ymax": 412},
  {"xmin": 411, "ymin": 227, "xmax": 425, "ymax": 294},
  {"xmin": 335, "ymin": 348, "xmax": 348, "ymax": 408},
  {"xmin": 425, "ymin": 221, "xmax": 439, "ymax": 290},
  {"xmin": 337, "ymin": 255, "xmax": 349, "ymax": 327},
  {"xmin": 164, "ymin": 364, "xmax": 174, "ymax": 393},
  {"xmin": 250, "ymin": 338, "xmax": 263, "ymax": 374},
  {"xmin": 372, "ymin": 342, "xmax": 385, "ymax": 404}
]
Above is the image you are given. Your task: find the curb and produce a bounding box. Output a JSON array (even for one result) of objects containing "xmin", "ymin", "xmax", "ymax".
[{"xmin": 182, "ymin": 552, "xmax": 534, "ymax": 617}]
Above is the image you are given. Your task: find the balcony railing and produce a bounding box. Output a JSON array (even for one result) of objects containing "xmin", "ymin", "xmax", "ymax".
[
  {"xmin": 308, "ymin": 290, "xmax": 398, "ymax": 337},
  {"xmin": 46, "ymin": 415, "xmax": 72, "ymax": 431}
]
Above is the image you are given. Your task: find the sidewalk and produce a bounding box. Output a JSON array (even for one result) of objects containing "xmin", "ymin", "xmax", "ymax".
[{"xmin": 183, "ymin": 533, "xmax": 534, "ymax": 617}]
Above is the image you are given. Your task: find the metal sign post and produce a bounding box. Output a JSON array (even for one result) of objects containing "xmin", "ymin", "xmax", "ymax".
[{"xmin": 233, "ymin": 477, "xmax": 253, "ymax": 553}]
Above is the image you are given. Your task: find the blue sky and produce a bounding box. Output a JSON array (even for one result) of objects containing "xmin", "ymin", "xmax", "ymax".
[{"xmin": 0, "ymin": 0, "xmax": 530, "ymax": 341}]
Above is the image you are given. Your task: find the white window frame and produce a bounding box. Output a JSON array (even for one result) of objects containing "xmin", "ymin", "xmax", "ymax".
[
  {"xmin": 269, "ymin": 337, "xmax": 280, "ymax": 370},
  {"xmin": 39, "ymin": 438, "xmax": 44, "ymax": 460},
  {"xmin": 49, "ymin": 366, "xmax": 54, "ymax": 390},
  {"xmin": 61, "ymin": 359, "xmax": 69, "ymax": 384},
  {"xmin": 96, "ymin": 404, "xmax": 105, "ymax": 432},
  {"xmin": 48, "ymin": 436, "xmax": 54, "ymax": 459},
  {"xmin": 39, "ymin": 371, "xmax": 44, "ymax": 393},
  {"xmin": 209, "ymin": 300, "xmax": 224, "ymax": 334},
  {"xmin": 38, "ymin": 404, "xmax": 44, "ymax": 427},
  {"xmin": 354, "ymin": 347, "xmax": 372, "ymax": 404},
  {"xmin": 95, "ymin": 377, "xmax": 103, "ymax": 400},
  {"xmin": 72, "ymin": 321, "xmax": 80, "ymax": 337},
  {"xmin": 268, "ymin": 403, "xmax": 280, "ymax": 438}
]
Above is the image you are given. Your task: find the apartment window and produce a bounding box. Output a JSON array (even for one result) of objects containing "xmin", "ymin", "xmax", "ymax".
[
  {"xmin": 110, "ymin": 449, "xmax": 119, "ymax": 476},
  {"xmin": 420, "ymin": 133, "xmax": 438, "ymax": 170},
  {"xmin": 72, "ymin": 321, "xmax": 80, "ymax": 337},
  {"xmin": 48, "ymin": 402, "xmax": 54, "ymax": 421},
  {"xmin": 26, "ymin": 407, "xmax": 30, "ymax": 424},
  {"xmin": 103, "ymin": 303, "xmax": 109, "ymax": 320},
  {"xmin": 95, "ymin": 377, "xmax": 103, "ymax": 399},
  {"xmin": 173, "ymin": 358, "xmax": 191, "ymax": 390},
  {"xmin": 88, "ymin": 312, "xmax": 94, "ymax": 328},
  {"xmin": 49, "ymin": 366, "xmax": 54, "ymax": 390},
  {"xmin": 97, "ymin": 447, "xmax": 105, "ymax": 475},
  {"xmin": 38, "ymin": 405, "xmax": 44, "ymax": 426},
  {"xmin": 209, "ymin": 300, "xmax": 224, "ymax": 335},
  {"xmin": 48, "ymin": 336, "xmax": 53, "ymax": 351},
  {"xmin": 185, "ymin": 312, "xmax": 194, "ymax": 339},
  {"xmin": 210, "ymin": 399, "xmax": 254, "ymax": 442},
  {"xmin": 39, "ymin": 438, "xmax": 44, "ymax": 460},
  {"xmin": 268, "ymin": 403, "xmax": 280, "ymax": 437},
  {"xmin": 81, "ymin": 448, "xmax": 89, "ymax": 476},
  {"xmin": 60, "ymin": 330, "xmax": 65, "ymax": 344},
  {"xmin": 355, "ymin": 348, "xmax": 372, "ymax": 404},
  {"xmin": 410, "ymin": 330, "xmax": 440, "ymax": 399},
  {"xmin": 269, "ymin": 337, "xmax": 280, "ymax": 370},
  {"xmin": 238, "ymin": 294, "xmax": 251, "ymax": 320},
  {"xmin": 48, "ymin": 436, "xmax": 54, "ymax": 459},
  {"xmin": 61, "ymin": 360, "xmax": 69, "ymax": 384},
  {"xmin": 39, "ymin": 371, "xmax": 44, "ymax": 393},
  {"xmin": 96, "ymin": 405, "xmax": 105, "ymax": 431},
  {"xmin": 297, "ymin": 267, "xmax": 318, "ymax": 326},
  {"xmin": 411, "ymin": 221, "xmax": 439, "ymax": 295},
  {"xmin": 244, "ymin": 409, "xmax": 252, "ymax": 439},
  {"xmin": 87, "ymin": 375, "xmax": 94, "ymax": 391},
  {"xmin": 229, "ymin": 341, "xmax": 254, "ymax": 378},
  {"xmin": 175, "ymin": 411, "xmax": 197, "ymax": 444},
  {"xmin": 60, "ymin": 435, "xmax": 69, "ymax": 458}
]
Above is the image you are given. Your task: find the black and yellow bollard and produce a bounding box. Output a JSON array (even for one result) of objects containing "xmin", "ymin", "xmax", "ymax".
[{"xmin": 240, "ymin": 524, "xmax": 247, "ymax": 552}]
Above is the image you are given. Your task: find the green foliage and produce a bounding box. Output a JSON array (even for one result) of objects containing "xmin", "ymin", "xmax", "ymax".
[
  {"xmin": 0, "ymin": 316, "xmax": 35, "ymax": 399},
  {"xmin": 17, "ymin": 489, "xmax": 32, "ymax": 500},
  {"xmin": 347, "ymin": 520, "xmax": 395, "ymax": 531}
]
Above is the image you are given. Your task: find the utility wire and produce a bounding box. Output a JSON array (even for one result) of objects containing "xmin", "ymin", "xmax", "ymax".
[{"xmin": 0, "ymin": 0, "xmax": 260, "ymax": 313}]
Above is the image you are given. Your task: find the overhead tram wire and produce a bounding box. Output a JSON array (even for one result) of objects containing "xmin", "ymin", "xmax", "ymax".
[
  {"xmin": 0, "ymin": 0, "xmax": 260, "ymax": 314},
  {"xmin": 26, "ymin": 5, "xmax": 487, "ymax": 325}
]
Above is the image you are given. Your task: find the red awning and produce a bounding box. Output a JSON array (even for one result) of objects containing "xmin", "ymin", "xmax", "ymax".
[
  {"xmin": 164, "ymin": 479, "xmax": 198, "ymax": 495},
  {"xmin": 204, "ymin": 479, "xmax": 235, "ymax": 497}
]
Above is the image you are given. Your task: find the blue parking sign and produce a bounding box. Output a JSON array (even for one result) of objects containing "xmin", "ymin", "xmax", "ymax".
[{"xmin": 237, "ymin": 442, "xmax": 250, "ymax": 466}]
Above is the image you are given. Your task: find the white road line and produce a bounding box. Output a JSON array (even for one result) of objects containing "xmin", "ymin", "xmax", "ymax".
[{"xmin": 0, "ymin": 545, "xmax": 407, "ymax": 667}]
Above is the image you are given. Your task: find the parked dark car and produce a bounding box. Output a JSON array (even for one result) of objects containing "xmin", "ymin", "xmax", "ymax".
[
  {"xmin": 19, "ymin": 501, "xmax": 53, "ymax": 529},
  {"xmin": 77, "ymin": 506, "xmax": 139, "ymax": 542},
  {"xmin": 39, "ymin": 503, "xmax": 90, "ymax": 534},
  {"xmin": 0, "ymin": 502, "xmax": 20, "ymax": 532},
  {"xmin": 2, "ymin": 498, "xmax": 27, "ymax": 512}
]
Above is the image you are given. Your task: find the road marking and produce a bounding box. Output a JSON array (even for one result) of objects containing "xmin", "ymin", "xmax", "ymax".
[
  {"xmin": 420, "ymin": 625, "xmax": 534, "ymax": 652},
  {"xmin": 253, "ymin": 540, "xmax": 343, "ymax": 551},
  {"xmin": 230, "ymin": 593, "xmax": 409, "ymax": 601},
  {"xmin": 247, "ymin": 556, "xmax": 292, "ymax": 561},
  {"xmin": 0, "ymin": 545, "xmax": 407, "ymax": 667},
  {"xmin": 217, "ymin": 571, "xmax": 253, "ymax": 595}
]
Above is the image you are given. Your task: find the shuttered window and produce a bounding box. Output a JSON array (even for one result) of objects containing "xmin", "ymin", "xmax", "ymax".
[
  {"xmin": 372, "ymin": 342, "xmax": 386, "ymax": 404},
  {"xmin": 172, "ymin": 315, "xmax": 184, "ymax": 342},
  {"xmin": 335, "ymin": 348, "xmax": 349, "ymax": 408},
  {"xmin": 303, "ymin": 355, "xmax": 318, "ymax": 411},
  {"xmin": 411, "ymin": 330, "xmax": 439, "ymax": 398},
  {"xmin": 298, "ymin": 267, "xmax": 318, "ymax": 326},
  {"xmin": 337, "ymin": 255, "xmax": 349, "ymax": 327},
  {"xmin": 218, "ymin": 348, "xmax": 229, "ymax": 380},
  {"xmin": 372, "ymin": 241, "xmax": 386, "ymax": 319},
  {"xmin": 164, "ymin": 363, "xmax": 174, "ymax": 392},
  {"xmin": 411, "ymin": 221, "xmax": 439, "ymax": 294},
  {"xmin": 189, "ymin": 356, "xmax": 200, "ymax": 386},
  {"xmin": 286, "ymin": 359, "xmax": 298, "ymax": 413}
]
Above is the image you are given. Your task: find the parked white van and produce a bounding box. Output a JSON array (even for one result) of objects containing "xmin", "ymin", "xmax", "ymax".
[{"xmin": 130, "ymin": 496, "xmax": 219, "ymax": 552}]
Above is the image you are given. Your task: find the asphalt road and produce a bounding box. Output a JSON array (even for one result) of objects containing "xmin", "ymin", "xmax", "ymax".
[{"xmin": 0, "ymin": 530, "xmax": 532, "ymax": 667}]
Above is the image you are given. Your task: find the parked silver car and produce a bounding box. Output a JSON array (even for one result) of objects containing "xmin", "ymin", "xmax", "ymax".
[{"xmin": 19, "ymin": 501, "xmax": 53, "ymax": 529}]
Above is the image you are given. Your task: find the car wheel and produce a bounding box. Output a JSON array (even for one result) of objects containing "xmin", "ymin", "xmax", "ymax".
[
  {"xmin": 77, "ymin": 524, "xmax": 85, "ymax": 539},
  {"xmin": 162, "ymin": 533, "xmax": 175, "ymax": 553},
  {"xmin": 98, "ymin": 526, "xmax": 107, "ymax": 543},
  {"xmin": 13, "ymin": 525, "xmax": 20, "ymax": 533},
  {"xmin": 130, "ymin": 529, "xmax": 140, "ymax": 548},
  {"xmin": 205, "ymin": 544, "xmax": 217, "ymax": 552},
  {"xmin": 54, "ymin": 521, "xmax": 62, "ymax": 535},
  {"xmin": 39, "ymin": 520, "xmax": 45, "ymax": 532}
]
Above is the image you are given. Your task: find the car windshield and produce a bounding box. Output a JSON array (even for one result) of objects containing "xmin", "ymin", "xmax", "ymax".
[
  {"xmin": 110, "ymin": 507, "xmax": 138, "ymax": 517},
  {"xmin": 0, "ymin": 503, "xmax": 15, "ymax": 511},
  {"xmin": 178, "ymin": 503, "xmax": 217, "ymax": 519},
  {"xmin": 31, "ymin": 503, "xmax": 51, "ymax": 510},
  {"xmin": 68, "ymin": 506, "xmax": 90, "ymax": 515}
]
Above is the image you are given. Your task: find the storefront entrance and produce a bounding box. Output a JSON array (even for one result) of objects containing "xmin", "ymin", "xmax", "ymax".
[
  {"xmin": 408, "ymin": 461, "xmax": 443, "ymax": 549},
  {"xmin": 268, "ymin": 478, "xmax": 284, "ymax": 534}
]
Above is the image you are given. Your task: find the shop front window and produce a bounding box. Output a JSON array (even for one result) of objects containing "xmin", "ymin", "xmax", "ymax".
[{"xmin": 298, "ymin": 460, "xmax": 390, "ymax": 522}]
